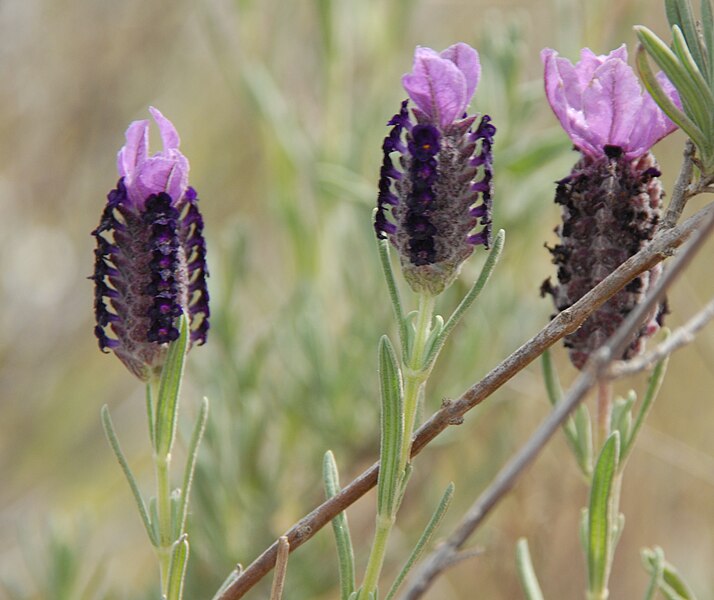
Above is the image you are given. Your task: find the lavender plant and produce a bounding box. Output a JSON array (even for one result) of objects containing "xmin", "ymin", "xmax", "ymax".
[
  {"xmin": 348, "ymin": 42, "xmax": 502, "ymax": 600},
  {"xmin": 18, "ymin": 3, "xmax": 710, "ymax": 600},
  {"xmin": 91, "ymin": 107, "xmax": 209, "ymax": 600}
]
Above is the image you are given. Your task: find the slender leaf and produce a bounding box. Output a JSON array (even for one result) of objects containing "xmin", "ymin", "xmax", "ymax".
[
  {"xmin": 323, "ymin": 451, "xmax": 356, "ymax": 600},
  {"xmin": 377, "ymin": 238, "xmax": 408, "ymax": 360},
  {"xmin": 541, "ymin": 350, "xmax": 592, "ymax": 477},
  {"xmin": 671, "ymin": 26, "xmax": 714, "ymax": 127},
  {"xmin": 638, "ymin": 25, "xmax": 709, "ymax": 127},
  {"xmin": 666, "ymin": 0, "xmax": 707, "ymax": 73},
  {"xmin": 101, "ymin": 405, "xmax": 157, "ymax": 546},
  {"xmin": 587, "ymin": 432, "xmax": 620, "ymax": 597},
  {"xmin": 702, "ymin": 0, "xmax": 714, "ymax": 85},
  {"xmin": 384, "ymin": 483, "xmax": 455, "ymax": 600},
  {"xmin": 423, "ymin": 229, "xmax": 505, "ymax": 370},
  {"xmin": 177, "ymin": 397, "xmax": 209, "ymax": 537},
  {"xmin": 621, "ymin": 354, "xmax": 669, "ymax": 464},
  {"xmin": 642, "ymin": 547, "xmax": 699, "ymax": 600},
  {"xmin": 609, "ymin": 393, "xmax": 635, "ymax": 460},
  {"xmin": 154, "ymin": 314, "xmax": 190, "ymax": 457},
  {"xmin": 166, "ymin": 536, "xmax": 189, "ymax": 600},
  {"xmin": 516, "ymin": 538, "xmax": 545, "ymax": 600},
  {"xmin": 642, "ymin": 547, "xmax": 665, "ymax": 600},
  {"xmin": 376, "ymin": 336, "xmax": 404, "ymax": 517},
  {"xmin": 635, "ymin": 28, "xmax": 709, "ymax": 152}
]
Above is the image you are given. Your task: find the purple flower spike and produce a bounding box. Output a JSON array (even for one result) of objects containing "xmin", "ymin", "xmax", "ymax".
[
  {"xmin": 92, "ymin": 109, "xmax": 209, "ymax": 380},
  {"xmin": 541, "ymin": 45, "xmax": 674, "ymax": 369},
  {"xmin": 402, "ymin": 43, "xmax": 481, "ymax": 130},
  {"xmin": 542, "ymin": 45, "xmax": 679, "ymax": 160},
  {"xmin": 376, "ymin": 44, "xmax": 494, "ymax": 295}
]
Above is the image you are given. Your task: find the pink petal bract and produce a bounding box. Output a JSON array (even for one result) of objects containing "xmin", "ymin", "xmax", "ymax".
[
  {"xmin": 402, "ymin": 43, "xmax": 481, "ymax": 129},
  {"xmin": 542, "ymin": 44, "xmax": 678, "ymax": 160},
  {"xmin": 116, "ymin": 107, "xmax": 189, "ymax": 208}
]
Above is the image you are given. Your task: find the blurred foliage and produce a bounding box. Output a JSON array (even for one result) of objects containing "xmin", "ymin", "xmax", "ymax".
[{"xmin": 1, "ymin": 0, "xmax": 713, "ymax": 599}]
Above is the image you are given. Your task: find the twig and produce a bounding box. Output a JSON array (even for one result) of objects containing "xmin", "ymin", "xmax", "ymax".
[
  {"xmin": 607, "ymin": 295, "xmax": 714, "ymax": 378},
  {"xmin": 663, "ymin": 140, "xmax": 696, "ymax": 229},
  {"xmin": 214, "ymin": 201, "xmax": 714, "ymax": 600},
  {"xmin": 397, "ymin": 206, "xmax": 714, "ymax": 600},
  {"xmin": 269, "ymin": 537, "xmax": 290, "ymax": 600}
]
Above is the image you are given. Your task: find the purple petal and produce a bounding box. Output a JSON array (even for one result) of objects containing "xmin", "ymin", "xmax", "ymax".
[
  {"xmin": 440, "ymin": 43, "xmax": 480, "ymax": 103},
  {"xmin": 581, "ymin": 58, "xmax": 643, "ymax": 151},
  {"xmin": 627, "ymin": 71, "xmax": 681, "ymax": 158},
  {"xmin": 543, "ymin": 44, "xmax": 678, "ymax": 159},
  {"xmin": 116, "ymin": 108, "xmax": 189, "ymax": 208},
  {"xmin": 402, "ymin": 48, "xmax": 468, "ymax": 128},
  {"xmin": 149, "ymin": 106, "xmax": 180, "ymax": 151},
  {"xmin": 117, "ymin": 119, "xmax": 149, "ymax": 178}
]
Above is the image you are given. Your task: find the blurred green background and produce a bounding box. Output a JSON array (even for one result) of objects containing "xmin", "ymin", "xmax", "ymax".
[{"xmin": 1, "ymin": 0, "xmax": 713, "ymax": 598}]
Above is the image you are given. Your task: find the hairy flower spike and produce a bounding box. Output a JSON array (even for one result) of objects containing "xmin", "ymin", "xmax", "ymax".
[
  {"xmin": 541, "ymin": 46, "xmax": 676, "ymax": 369},
  {"xmin": 376, "ymin": 43, "xmax": 495, "ymax": 295},
  {"xmin": 92, "ymin": 108, "xmax": 209, "ymax": 380}
]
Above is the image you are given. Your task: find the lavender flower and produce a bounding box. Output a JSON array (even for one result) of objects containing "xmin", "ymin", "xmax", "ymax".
[
  {"xmin": 92, "ymin": 107, "xmax": 209, "ymax": 380},
  {"xmin": 375, "ymin": 43, "xmax": 495, "ymax": 295},
  {"xmin": 540, "ymin": 46, "xmax": 678, "ymax": 369}
]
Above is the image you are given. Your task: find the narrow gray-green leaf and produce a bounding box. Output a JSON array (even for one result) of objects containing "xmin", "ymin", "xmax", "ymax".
[
  {"xmin": 621, "ymin": 354, "xmax": 669, "ymax": 465},
  {"xmin": 702, "ymin": 0, "xmax": 714, "ymax": 85},
  {"xmin": 516, "ymin": 538, "xmax": 545, "ymax": 600},
  {"xmin": 666, "ymin": 0, "xmax": 707, "ymax": 73},
  {"xmin": 672, "ymin": 26, "xmax": 714, "ymax": 128},
  {"xmin": 377, "ymin": 238, "xmax": 407, "ymax": 360},
  {"xmin": 587, "ymin": 432, "xmax": 620, "ymax": 597},
  {"xmin": 635, "ymin": 34, "xmax": 708, "ymax": 151},
  {"xmin": 542, "ymin": 350, "xmax": 592, "ymax": 477},
  {"xmin": 384, "ymin": 483, "xmax": 455, "ymax": 600},
  {"xmin": 660, "ymin": 557, "xmax": 698, "ymax": 599},
  {"xmin": 424, "ymin": 229, "xmax": 504, "ymax": 370},
  {"xmin": 177, "ymin": 397, "xmax": 209, "ymax": 537},
  {"xmin": 166, "ymin": 535, "xmax": 189, "ymax": 600},
  {"xmin": 323, "ymin": 451, "xmax": 356, "ymax": 600},
  {"xmin": 154, "ymin": 314, "xmax": 190, "ymax": 457},
  {"xmin": 101, "ymin": 405, "xmax": 157, "ymax": 546},
  {"xmin": 642, "ymin": 547, "xmax": 665, "ymax": 600},
  {"xmin": 376, "ymin": 336, "xmax": 404, "ymax": 517},
  {"xmin": 637, "ymin": 25, "xmax": 709, "ymax": 127}
]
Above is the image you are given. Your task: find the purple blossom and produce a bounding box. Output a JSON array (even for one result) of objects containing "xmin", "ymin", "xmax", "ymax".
[
  {"xmin": 117, "ymin": 106, "xmax": 190, "ymax": 209},
  {"xmin": 92, "ymin": 108, "xmax": 209, "ymax": 380},
  {"xmin": 375, "ymin": 44, "xmax": 494, "ymax": 295},
  {"xmin": 402, "ymin": 43, "xmax": 481, "ymax": 130},
  {"xmin": 542, "ymin": 45, "xmax": 679, "ymax": 160}
]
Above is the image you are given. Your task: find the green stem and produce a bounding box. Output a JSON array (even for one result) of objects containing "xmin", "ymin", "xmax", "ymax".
[
  {"xmin": 360, "ymin": 293, "xmax": 435, "ymax": 598},
  {"xmin": 156, "ymin": 451, "xmax": 173, "ymax": 596},
  {"xmin": 398, "ymin": 293, "xmax": 434, "ymax": 483},
  {"xmin": 359, "ymin": 514, "xmax": 395, "ymax": 597}
]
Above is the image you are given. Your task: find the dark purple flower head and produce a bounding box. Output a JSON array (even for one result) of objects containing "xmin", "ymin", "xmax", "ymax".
[
  {"xmin": 542, "ymin": 45, "xmax": 679, "ymax": 160},
  {"xmin": 92, "ymin": 108, "xmax": 209, "ymax": 381},
  {"xmin": 376, "ymin": 44, "xmax": 494, "ymax": 295},
  {"xmin": 540, "ymin": 45, "xmax": 671, "ymax": 369}
]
